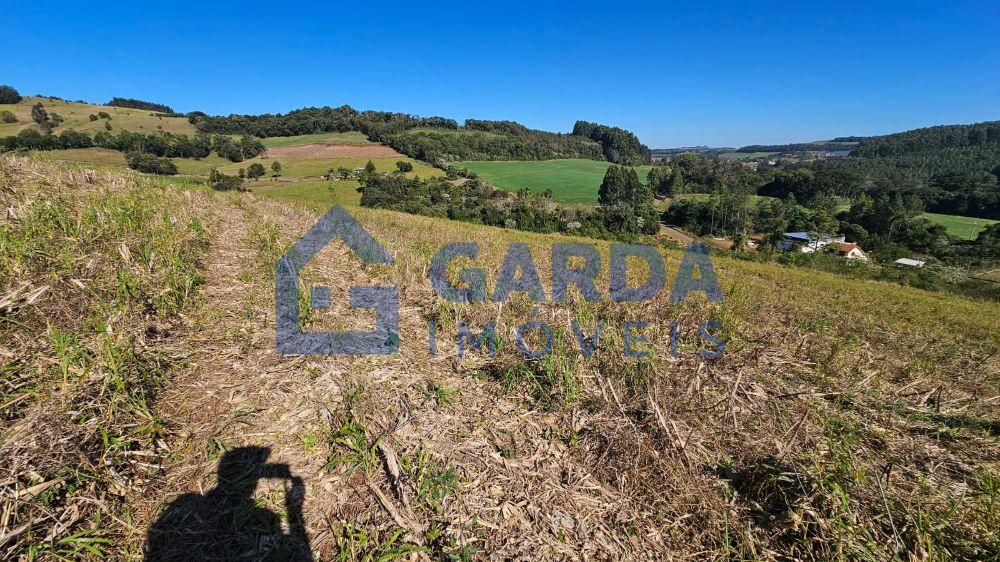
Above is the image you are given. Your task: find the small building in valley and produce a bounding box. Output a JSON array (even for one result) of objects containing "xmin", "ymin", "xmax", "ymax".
[
  {"xmin": 894, "ymin": 258, "xmax": 926, "ymax": 268},
  {"xmin": 780, "ymin": 232, "xmax": 846, "ymax": 253},
  {"xmin": 830, "ymin": 242, "xmax": 868, "ymax": 261}
]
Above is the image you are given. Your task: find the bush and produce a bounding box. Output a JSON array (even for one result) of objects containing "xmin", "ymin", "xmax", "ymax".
[
  {"xmin": 125, "ymin": 152, "xmax": 178, "ymax": 175},
  {"xmin": 30, "ymin": 103, "xmax": 48, "ymax": 125},
  {"xmin": 208, "ymin": 169, "xmax": 245, "ymax": 191},
  {"xmin": 1, "ymin": 111, "xmax": 16, "ymax": 123},
  {"xmin": 98, "ymin": 111, "xmax": 111, "ymax": 119},
  {"xmin": 0, "ymin": 85, "xmax": 21, "ymax": 104},
  {"xmin": 247, "ymin": 162, "xmax": 266, "ymax": 179},
  {"xmin": 395, "ymin": 161, "xmax": 413, "ymax": 173},
  {"xmin": 89, "ymin": 114, "xmax": 99, "ymax": 121}
]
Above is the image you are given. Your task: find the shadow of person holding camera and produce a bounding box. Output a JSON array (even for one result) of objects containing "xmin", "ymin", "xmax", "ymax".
[{"xmin": 144, "ymin": 446, "xmax": 312, "ymax": 561}]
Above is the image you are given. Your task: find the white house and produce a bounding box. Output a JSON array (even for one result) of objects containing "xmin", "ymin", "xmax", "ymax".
[
  {"xmin": 830, "ymin": 242, "xmax": 868, "ymax": 261},
  {"xmin": 780, "ymin": 232, "xmax": 846, "ymax": 253},
  {"xmin": 894, "ymin": 258, "xmax": 926, "ymax": 268}
]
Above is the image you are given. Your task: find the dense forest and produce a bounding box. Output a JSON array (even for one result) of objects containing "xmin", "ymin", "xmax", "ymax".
[
  {"xmin": 736, "ymin": 141, "xmax": 857, "ymax": 153},
  {"xmin": 850, "ymin": 121, "xmax": 1000, "ymax": 157},
  {"xmin": 572, "ymin": 121, "xmax": 652, "ymax": 164},
  {"xmin": 384, "ymin": 126, "xmax": 604, "ymax": 162},
  {"xmin": 106, "ymin": 97, "xmax": 175, "ymax": 113},
  {"xmin": 191, "ymin": 105, "xmax": 458, "ymax": 140}
]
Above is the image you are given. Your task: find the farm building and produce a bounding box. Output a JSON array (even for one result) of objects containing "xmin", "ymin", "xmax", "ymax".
[
  {"xmin": 894, "ymin": 258, "xmax": 926, "ymax": 268},
  {"xmin": 830, "ymin": 242, "xmax": 869, "ymax": 261},
  {"xmin": 780, "ymin": 232, "xmax": 846, "ymax": 253}
]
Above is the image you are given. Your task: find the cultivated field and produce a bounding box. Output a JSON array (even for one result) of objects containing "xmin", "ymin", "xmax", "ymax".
[
  {"xmin": 924, "ymin": 211, "xmax": 998, "ymax": 240},
  {"xmin": 0, "ymin": 96, "xmax": 196, "ymax": 136},
  {"xmin": 2, "ymin": 154, "xmax": 996, "ymax": 560},
  {"xmin": 455, "ymin": 159, "xmax": 654, "ymax": 203}
]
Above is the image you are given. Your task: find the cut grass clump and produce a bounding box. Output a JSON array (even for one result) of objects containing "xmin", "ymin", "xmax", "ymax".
[{"xmin": 0, "ymin": 156, "xmax": 209, "ymax": 558}]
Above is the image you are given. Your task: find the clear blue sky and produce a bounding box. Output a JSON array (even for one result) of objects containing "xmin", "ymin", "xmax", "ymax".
[{"xmin": 6, "ymin": 1, "xmax": 999, "ymax": 147}]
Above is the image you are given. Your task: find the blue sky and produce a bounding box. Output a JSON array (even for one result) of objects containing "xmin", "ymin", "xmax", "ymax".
[{"xmin": 5, "ymin": 1, "xmax": 999, "ymax": 147}]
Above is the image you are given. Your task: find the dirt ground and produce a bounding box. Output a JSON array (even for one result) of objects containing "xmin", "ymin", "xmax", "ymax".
[{"xmin": 266, "ymin": 143, "xmax": 403, "ymax": 159}]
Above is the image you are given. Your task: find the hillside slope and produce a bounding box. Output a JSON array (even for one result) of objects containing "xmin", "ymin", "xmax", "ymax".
[
  {"xmin": 1, "ymin": 156, "xmax": 997, "ymax": 560},
  {"xmin": 0, "ymin": 96, "xmax": 196, "ymax": 136}
]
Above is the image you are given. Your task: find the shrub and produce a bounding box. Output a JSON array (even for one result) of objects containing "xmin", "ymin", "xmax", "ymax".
[
  {"xmin": 395, "ymin": 161, "xmax": 413, "ymax": 173},
  {"xmin": 247, "ymin": 162, "xmax": 266, "ymax": 179},
  {"xmin": 208, "ymin": 169, "xmax": 246, "ymax": 191},
  {"xmin": 271, "ymin": 161, "xmax": 282, "ymax": 176},
  {"xmin": 89, "ymin": 114, "xmax": 99, "ymax": 121},
  {"xmin": 1, "ymin": 111, "xmax": 16, "ymax": 123},
  {"xmin": 0, "ymin": 85, "xmax": 21, "ymax": 104},
  {"xmin": 30, "ymin": 103, "xmax": 47, "ymax": 125},
  {"xmin": 125, "ymin": 152, "xmax": 178, "ymax": 175},
  {"xmin": 98, "ymin": 111, "xmax": 111, "ymax": 119}
]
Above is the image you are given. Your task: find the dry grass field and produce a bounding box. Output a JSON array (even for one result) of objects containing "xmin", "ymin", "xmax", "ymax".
[
  {"xmin": 0, "ymin": 155, "xmax": 997, "ymax": 560},
  {"xmin": 0, "ymin": 96, "xmax": 197, "ymax": 137}
]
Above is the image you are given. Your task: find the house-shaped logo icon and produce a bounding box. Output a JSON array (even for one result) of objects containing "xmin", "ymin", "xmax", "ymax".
[{"xmin": 275, "ymin": 205, "xmax": 399, "ymax": 355}]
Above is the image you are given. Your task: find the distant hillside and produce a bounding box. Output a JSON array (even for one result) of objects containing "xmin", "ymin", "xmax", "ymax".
[
  {"xmin": 737, "ymin": 140, "xmax": 858, "ymax": 153},
  {"xmin": 651, "ymin": 147, "xmax": 735, "ymax": 159},
  {"xmin": 850, "ymin": 121, "xmax": 1000, "ymax": 158}
]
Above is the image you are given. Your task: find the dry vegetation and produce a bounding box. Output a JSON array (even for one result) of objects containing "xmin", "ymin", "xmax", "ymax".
[
  {"xmin": 0, "ymin": 156, "xmax": 997, "ymax": 560},
  {"xmin": 0, "ymin": 97, "xmax": 196, "ymax": 137}
]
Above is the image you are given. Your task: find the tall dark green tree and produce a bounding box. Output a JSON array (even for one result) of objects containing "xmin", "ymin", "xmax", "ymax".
[{"xmin": 0, "ymin": 85, "xmax": 21, "ymax": 104}]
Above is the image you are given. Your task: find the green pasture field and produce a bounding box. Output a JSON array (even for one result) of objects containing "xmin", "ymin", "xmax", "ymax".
[
  {"xmin": 259, "ymin": 131, "xmax": 372, "ymax": 148},
  {"xmin": 923, "ymin": 212, "xmax": 998, "ymax": 240},
  {"xmin": 250, "ymin": 179, "xmax": 362, "ymax": 210},
  {"xmin": 454, "ymin": 159, "xmax": 654, "ymax": 204}
]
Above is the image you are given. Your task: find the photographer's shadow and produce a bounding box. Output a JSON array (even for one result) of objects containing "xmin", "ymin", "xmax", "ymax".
[{"xmin": 145, "ymin": 446, "xmax": 312, "ymax": 561}]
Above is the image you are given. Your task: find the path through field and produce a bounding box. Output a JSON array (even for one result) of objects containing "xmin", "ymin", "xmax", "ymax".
[{"xmin": 137, "ymin": 194, "xmax": 659, "ymax": 559}]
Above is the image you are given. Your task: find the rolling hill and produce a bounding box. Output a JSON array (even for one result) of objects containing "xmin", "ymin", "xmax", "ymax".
[{"xmin": 0, "ymin": 96, "xmax": 196, "ymax": 137}]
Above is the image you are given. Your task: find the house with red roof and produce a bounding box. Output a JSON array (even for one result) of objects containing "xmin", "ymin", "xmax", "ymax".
[{"xmin": 830, "ymin": 242, "xmax": 868, "ymax": 261}]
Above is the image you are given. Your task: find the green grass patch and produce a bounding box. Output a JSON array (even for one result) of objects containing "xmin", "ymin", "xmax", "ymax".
[
  {"xmin": 251, "ymin": 179, "xmax": 361, "ymax": 211},
  {"xmin": 454, "ymin": 159, "xmax": 653, "ymax": 204},
  {"xmin": 923, "ymin": 212, "xmax": 997, "ymax": 240},
  {"xmin": 215, "ymin": 156, "xmax": 441, "ymax": 179},
  {"xmin": 259, "ymin": 131, "xmax": 372, "ymax": 148}
]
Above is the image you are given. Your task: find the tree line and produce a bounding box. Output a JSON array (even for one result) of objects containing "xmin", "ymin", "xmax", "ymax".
[
  {"xmin": 191, "ymin": 104, "xmax": 649, "ymax": 165},
  {"xmin": 736, "ymin": 141, "xmax": 856, "ymax": 153},
  {"xmin": 106, "ymin": 97, "xmax": 175, "ymax": 114},
  {"xmin": 1, "ymin": 129, "xmax": 265, "ymax": 166},
  {"xmin": 572, "ymin": 121, "xmax": 652, "ymax": 165}
]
